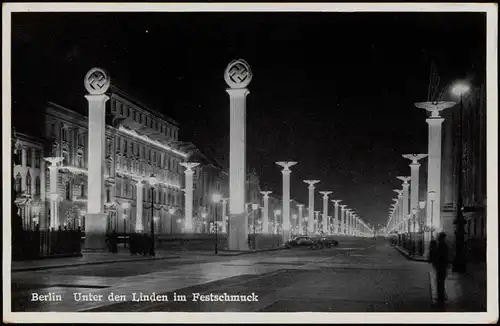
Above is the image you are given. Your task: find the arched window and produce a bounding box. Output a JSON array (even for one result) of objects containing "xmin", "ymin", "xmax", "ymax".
[
  {"xmin": 35, "ymin": 176, "xmax": 41, "ymax": 195},
  {"xmin": 15, "ymin": 173, "xmax": 22, "ymax": 193},
  {"xmin": 26, "ymin": 171, "xmax": 32, "ymax": 194}
]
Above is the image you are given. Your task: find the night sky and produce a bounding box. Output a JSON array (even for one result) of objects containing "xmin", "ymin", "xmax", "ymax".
[{"xmin": 11, "ymin": 11, "xmax": 486, "ymax": 228}]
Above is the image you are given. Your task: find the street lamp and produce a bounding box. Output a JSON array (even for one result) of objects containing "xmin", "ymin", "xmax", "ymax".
[
  {"xmin": 168, "ymin": 206, "xmax": 176, "ymax": 234},
  {"xmin": 147, "ymin": 173, "xmax": 158, "ymax": 257},
  {"xmin": 122, "ymin": 202, "xmax": 130, "ymax": 234},
  {"xmin": 201, "ymin": 210, "xmax": 208, "ymax": 233},
  {"xmin": 451, "ymin": 80, "xmax": 470, "ymax": 274},
  {"xmin": 428, "ymin": 191, "xmax": 437, "ymax": 240},
  {"xmin": 252, "ymin": 203, "xmax": 259, "ymax": 249},
  {"xmin": 212, "ymin": 193, "xmax": 222, "ymax": 254},
  {"xmin": 274, "ymin": 209, "xmax": 281, "ymax": 235}
]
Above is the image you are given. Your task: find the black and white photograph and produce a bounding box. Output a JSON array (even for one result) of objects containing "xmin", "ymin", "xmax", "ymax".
[{"xmin": 2, "ymin": 3, "xmax": 498, "ymax": 324}]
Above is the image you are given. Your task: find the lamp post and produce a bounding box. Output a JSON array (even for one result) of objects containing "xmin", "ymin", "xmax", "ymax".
[
  {"xmin": 428, "ymin": 190, "xmax": 437, "ymax": 240},
  {"xmin": 212, "ymin": 193, "xmax": 222, "ymax": 255},
  {"xmin": 274, "ymin": 209, "xmax": 281, "ymax": 235},
  {"xmin": 252, "ymin": 203, "xmax": 259, "ymax": 249},
  {"xmin": 147, "ymin": 173, "xmax": 158, "ymax": 257},
  {"xmin": 451, "ymin": 81, "xmax": 470, "ymax": 274},
  {"xmin": 122, "ymin": 202, "xmax": 130, "ymax": 234},
  {"xmin": 419, "ymin": 200, "xmax": 426, "ymax": 256},
  {"xmin": 168, "ymin": 207, "xmax": 176, "ymax": 234}
]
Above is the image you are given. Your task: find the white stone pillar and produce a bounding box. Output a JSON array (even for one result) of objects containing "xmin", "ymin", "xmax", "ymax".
[
  {"xmin": 225, "ymin": 59, "xmax": 252, "ymax": 251},
  {"xmin": 84, "ymin": 67, "xmax": 111, "ymax": 250},
  {"xmin": 221, "ymin": 198, "xmax": 228, "ymax": 233},
  {"xmin": 403, "ymin": 154, "xmax": 428, "ymax": 214},
  {"xmin": 135, "ymin": 181, "xmax": 144, "ymax": 232},
  {"xmin": 180, "ymin": 162, "xmax": 199, "ymax": 233},
  {"xmin": 414, "ymin": 102, "xmax": 455, "ymax": 247},
  {"xmin": 260, "ymin": 191, "xmax": 272, "ymax": 234},
  {"xmin": 297, "ymin": 204, "xmax": 304, "ymax": 235},
  {"xmin": 319, "ymin": 191, "xmax": 332, "ymax": 235},
  {"xmin": 304, "ymin": 180, "xmax": 320, "ymax": 235},
  {"xmin": 332, "ymin": 200, "xmax": 342, "ymax": 234},
  {"xmin": 339, "ymin": 205, "xmax": 347, "ymax": 235},
  {"xmin": 397, "ymin": 176, "xmax": 411, "ymax": 231},
  {"xmin": 276, "ymin": 162, "xmax": 297, "ymax": 242},
  {"xmin": 44, "ymin": 157, "xmax": 63, "ymax": 229},
  {"xmin": 314, "ymin": 211, "xmax": 320, "ymax": 234}
]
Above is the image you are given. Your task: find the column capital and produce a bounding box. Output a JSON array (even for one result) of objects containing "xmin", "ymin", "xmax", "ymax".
[
  {"xmin": 426, "ymin": 117, "xmax": 445, "ymax": 125},
  {"xmin": 319, "ymin": 191, "xmax": 332, "ymax": 198},
  {"xmin": 180, "ymin": 162, "xmax": 199, "ymax": 173},
  {"xmin": 414, "ymin": 101, "xmax": 456, "ymax": 118},
  {"xmin": 402, "ymin": 153, "xmax": 428, "ymax": 164},
  {"xmin": 260, "ymin": 191, "xmax": 272, "ymax": 198},
  {"xmin": 340, "ymin": 205, "xmax": 347, "ymax": 210},
  {"xmin": 304, "ymin": 180, "xmax": 320, "ymax": 188},
  {"xmin": 44, "ymin": 156, "xmax": 64, "ymax": 167},
  {"xmin": 85, "ymin": 94, "xmax": 110, "ymax": 104},
  {"xmin": 397, "ymin": 176, "xmax": 411, "ymax": 184},
  {"xmin": 393, "ymin": 189, "xmax": 403, "ymax": 196},
  {"xmin": 276, "ymin": 161, "xmax": 297, "ymax": 174},
  {"xmin": 331, "ymin": 199, "xmax": 342, "ymax": 206},
  {"xmin": 226, "ymin": 88, "xmax": 250, "ymax": 98},
  {"xmin": 297, "ymin": 204, "xmax": 305, "ymax": 208}
]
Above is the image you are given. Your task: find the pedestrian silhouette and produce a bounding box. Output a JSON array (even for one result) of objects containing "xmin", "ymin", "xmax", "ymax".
[{"xmin": 430, "ymin": 232, "xmax": 449, "ymax": 305}]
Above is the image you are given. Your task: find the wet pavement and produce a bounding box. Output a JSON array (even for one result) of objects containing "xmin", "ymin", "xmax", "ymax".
[{"xmin": 10, "ymin": 238, "xmax": 485, "ymax": 312}]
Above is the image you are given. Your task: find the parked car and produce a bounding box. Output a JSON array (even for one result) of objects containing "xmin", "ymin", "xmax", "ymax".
[
  {"xmin": 285, "ymin": 236, "xmax": 315, "ymax": 248},
  {"xmin": 318, "ymin": 237, "xmax": 339, "ymax": 248}
]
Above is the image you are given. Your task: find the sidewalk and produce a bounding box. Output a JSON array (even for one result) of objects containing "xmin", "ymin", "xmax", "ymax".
[
  {"xmin": 393, "ymin": 245, "xmax": 428, "ymax": 262},
  {"xmin": 11, "ymin": 250, "xmax": 180, "ymax": 272},
  {"xmin": 393, "ymin": 245, "xmax": 487, "ymax": 312}
]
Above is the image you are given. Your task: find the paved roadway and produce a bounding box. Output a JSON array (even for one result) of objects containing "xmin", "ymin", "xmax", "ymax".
[{"xmin": 12, "ymin": 238, "xmax": 436, "ymax": 312}]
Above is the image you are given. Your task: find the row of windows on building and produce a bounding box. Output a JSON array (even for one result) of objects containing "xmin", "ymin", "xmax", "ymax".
[
  {"xmin": 13, "ymin": 149, "xmax": 42, "ymax": 168},
  {"xmin": 113, "ymin": 137, "xmax": 183, "ymax": 173},
  {"xmin": 14, "ymin": 172, "xmax": 41, "ymax": 196},
  {"xmin": 114, "ymin": 178, "xmax": 180, "ymax": 206},
  {"xmin": 112, "ymin": 100, "xmax": 178, "ymax": 140},
  {"xmin": 49, "ymin": 123, "xmax": 85, "ymax": 147}
]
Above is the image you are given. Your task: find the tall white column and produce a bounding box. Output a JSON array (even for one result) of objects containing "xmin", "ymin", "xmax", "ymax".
[
  {"xmin": 403, "ymin": 154, "xmax": 428, "ymax": 214},
  {"xmin": 297, "ymin": 204, "xmax": 304, "ymax": 235},
  {"xmin": 225, "ymin": 59, "xmax": 252, "ymax": 251},
  {"xmin": 304, "ymin": 180, "xmax": 320, "ymax": 235},
  {"xmin": 221, "ymin": 198, "xmax": 228, "ymax": 233},
  {"xmin": 260, "ymin": 191, "xmax": 272, "ymax": 234},
  {"xmin": 414, "ymin": 102, "xmax": 455, "ymax": 245},
  {"xmin": 276, "ymin": 162, "xmax": 297, "ymax": 242},
  {"xmin": 84, "ymin": 67, "xmax": 110, "ymax": 250},
  {"xmin": 339, "ymin": 205, "xmax": 347, "ymax": 235},
  {"xmin": 180, "ymin": 162, "xmax": 199, "ymax": 233},
  {"xmin": 397, "ymin": 176, "xmax": 411, "ymax": 231},
  {"xmin": 319, "ymin": 191, "xmax": 332, "ymax": 235},
  {"xmin": 314, "ymin": 211, "xmax": 320, "ymax": 234},
  {"xmin": 21, "ymin": 146, "xmax": 27, "ymax": 169},
  {"xmin": 44, "ymin": 157, "xmax": 63, "ymax": 229},
  {"xmin": 135, "ymin": 181, "xmax": 144, "ymax": 232},
  {"xmin": 332, "ymin": 200, "xmax": 342, "ymax": 234}
]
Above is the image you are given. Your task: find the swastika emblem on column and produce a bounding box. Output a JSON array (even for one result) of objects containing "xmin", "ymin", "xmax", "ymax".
[
  {"xmin": 84, "ymin": 67, "xmax": 111, "ymax": 95},
  {"xmin": 224, "ymin": 59, "xmax": 252, "ymax": 89}
]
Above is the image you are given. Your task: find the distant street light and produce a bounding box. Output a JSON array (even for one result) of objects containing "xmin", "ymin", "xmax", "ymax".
[
  {"xmin": 212, "ymin": 193, "xmax": 222, "ymax": 255},
  {"xmin": 147, "ymin": 173, "xmax": 158, "ymax": 257}
]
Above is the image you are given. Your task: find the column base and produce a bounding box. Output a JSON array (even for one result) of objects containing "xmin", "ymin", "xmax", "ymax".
[
  {"xmin": 228, "ymin": 213, "xmax": 249, "ymax": 251},
  {"xmin": 84, "ymin": 213, "xmax": 108, "ymax": 250}
]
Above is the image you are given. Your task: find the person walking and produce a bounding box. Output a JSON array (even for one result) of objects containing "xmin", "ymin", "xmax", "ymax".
[{"xmin": 430, "ymin": 232, "xmax": 449, "ymax": 305}]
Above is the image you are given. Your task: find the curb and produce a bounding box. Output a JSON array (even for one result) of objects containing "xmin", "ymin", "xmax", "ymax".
[
  {"xmin": 218, "ymin": 247, "xmax": 287, "ymax": 256},
  {"xmin": 393, "ymin": 245, "xmax": 428, "ymax": 262},
  {"xmin": 12, "ymin": 255, "xmax": 181, "ymax": 272}
]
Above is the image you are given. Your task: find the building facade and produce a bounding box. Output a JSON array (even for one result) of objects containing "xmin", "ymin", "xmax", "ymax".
[
  {"xmin": 12, "ymin": 131, "xmax": 46, "ymax": 230},
  {"xmin": 13, "ymin": 85, "xmax": 189, "ymax": 235},
  {"xmin": 440, "ymin": 82, "xmax": 487, "ymax": 260}
]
